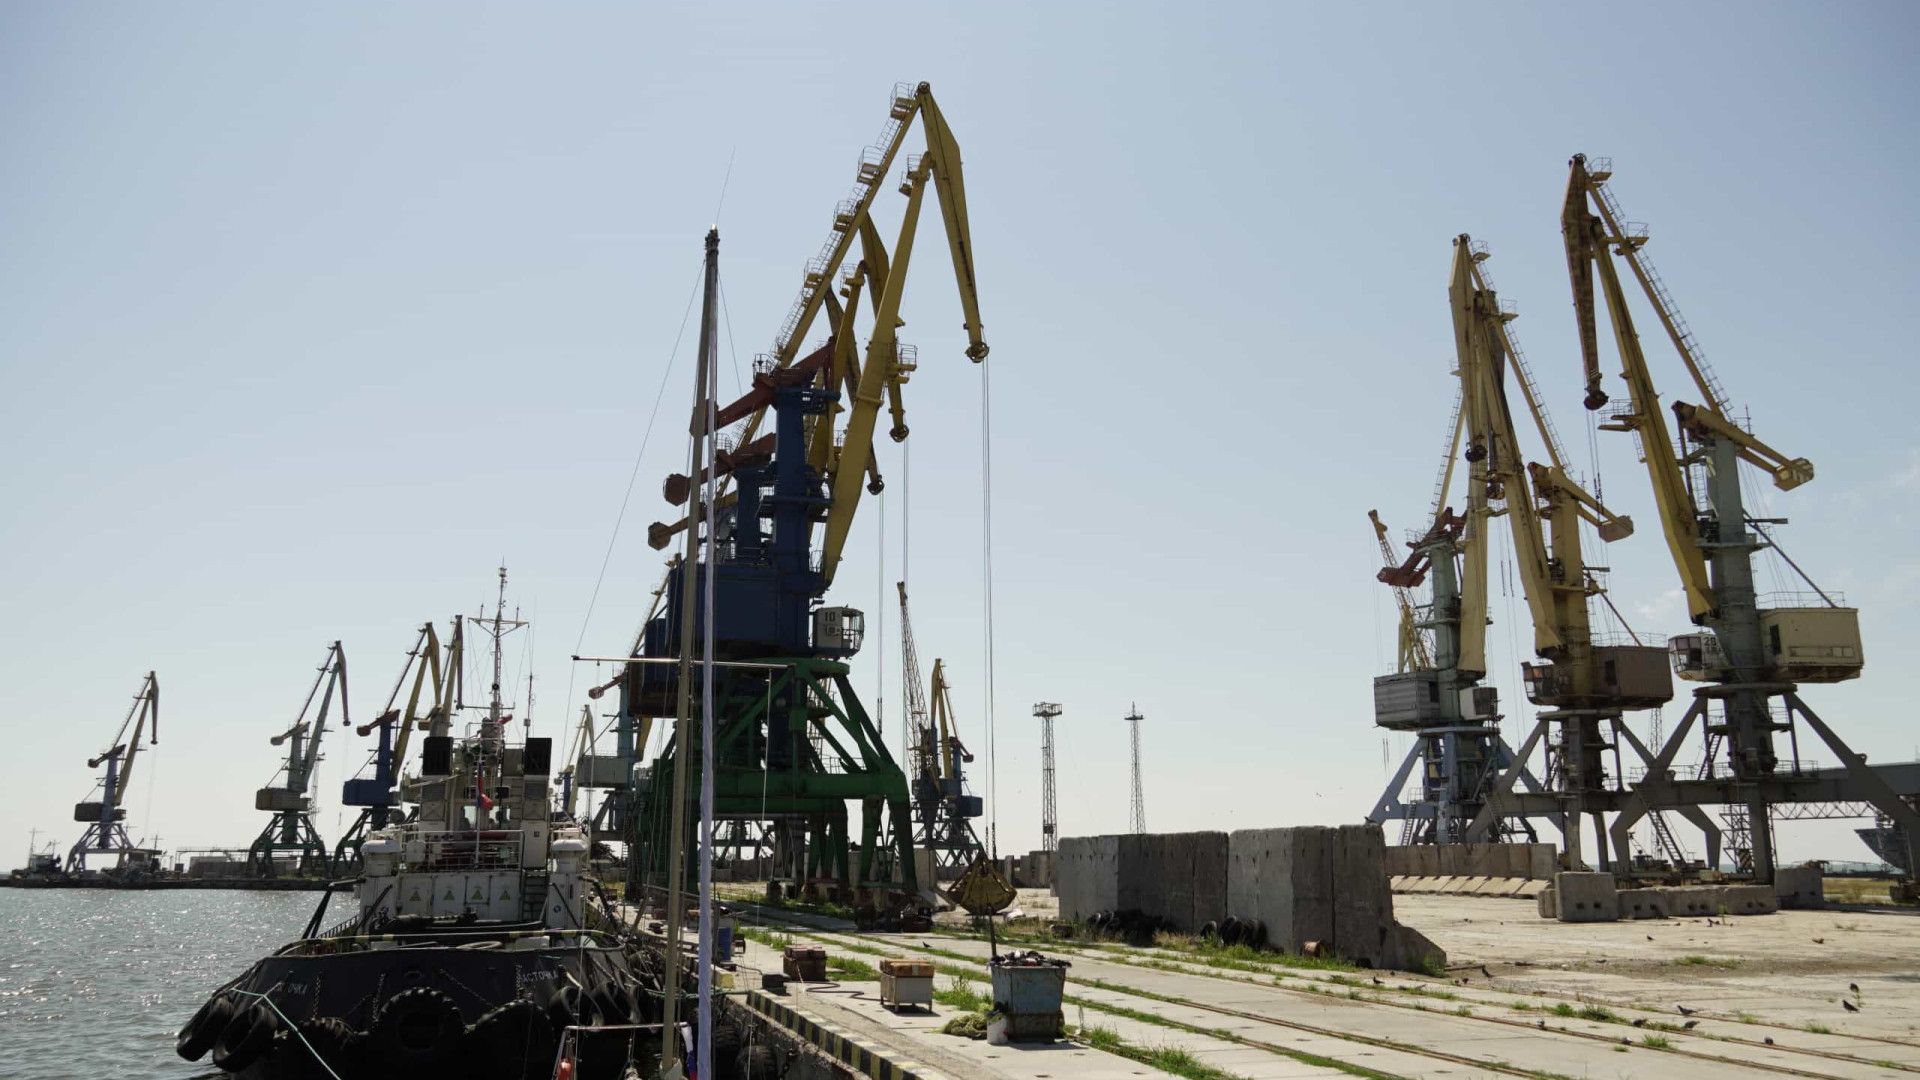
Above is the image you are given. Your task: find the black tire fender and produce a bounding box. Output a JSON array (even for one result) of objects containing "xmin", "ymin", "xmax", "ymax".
[
  {"xmin": 373, "ymin": 986, "xmax": 465, "ymax": 1069},
  {"xmin": 590, "ymin": 982, "xmax": 631, "ymax": 1025},
  {"xmin": 288, "ymin": 1016, "xmax": 362, "ymax": 1079},
  {"xmin": 176, "ymin": 993, "xmax": 235, "ymax": 1061},
  {"xmin": 211, "ymin": 1001, "xmax": 279, "ymax": 1073},
  {"xmin": 464, "ymin": 999, "xmax": 556, "ymax": 1080}
]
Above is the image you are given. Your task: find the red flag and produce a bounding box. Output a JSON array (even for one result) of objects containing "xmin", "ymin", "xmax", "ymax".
[{"xmin": 476, "ymin": 767, "xmax": 494, "ymax": 810}]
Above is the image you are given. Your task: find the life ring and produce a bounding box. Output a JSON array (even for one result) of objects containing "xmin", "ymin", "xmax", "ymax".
[
  {"xmin": 373, "ymin": 986, "xmax": 465, "ymax": 1070},
  {"xmin": 176, "ymin": 993, "xmax": 235, "ymax": 1061},
  {"xmin": 211, "ymin": 1001, "xmax": 279, "ymax": 1073},
  {"xmin": 463, "ymin": 999, "xmax": 556, "ymax": 1079}
]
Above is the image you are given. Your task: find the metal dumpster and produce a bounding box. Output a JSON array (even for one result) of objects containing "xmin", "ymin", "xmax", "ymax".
[{"xmin": 988, "ymin": 950, "xmax": 1069, "ymax": 1040}]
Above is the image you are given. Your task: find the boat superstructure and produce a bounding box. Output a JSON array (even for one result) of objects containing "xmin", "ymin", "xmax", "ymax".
[{"xmin": 176, "ymin": 573, "xmax": 659, "ymax": 1080}]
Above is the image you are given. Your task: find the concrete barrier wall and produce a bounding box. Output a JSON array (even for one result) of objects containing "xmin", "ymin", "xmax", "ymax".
[
  {"xmin": 1060, "ymin": 824, "xmax": 1442, "ymax": 970},
  {"xmin": 1382, "ymin": 842, "xmax": 1557, "ymax": 880},
  {"xmin": 1056, "ymin": 835, "xmax": 1119, "ymax": 920}
]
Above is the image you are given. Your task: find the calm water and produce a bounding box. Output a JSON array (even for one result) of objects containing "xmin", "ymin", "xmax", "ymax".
[{"xmin": 0, "ymin": 889, "xmax": 316, "ymax": 1080}]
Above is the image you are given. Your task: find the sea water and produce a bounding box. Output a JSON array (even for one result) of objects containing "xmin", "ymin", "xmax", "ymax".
[{"xmin": 0, "ymin": 889, "xmax": 315, "ymax": 1079}]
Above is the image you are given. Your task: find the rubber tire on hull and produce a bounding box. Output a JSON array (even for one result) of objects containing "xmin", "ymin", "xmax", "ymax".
[
  {"xmin": 177, "ymin": 993, "xmax": 236, "ymax": 1061},
  {"xmin": 547, "ymin": 984, "xmax": 584, "ymax": 1032},
  {"xmin": 589, "ymin": 983, "xmax": 631, "ymax": 1026},
  {"xmin": 212, "ymin": 1002, "xmax": 279, "ymax": 1074},
  {"xmin": 463, "ymin": 1000, "xmax": 556, "ymax": 1080},
  {"xmin": 372, "ymin": 986, "xmax": 465, "ymax": 1075},
  {"xmin": 285, "ymin": 1017, "xmax": 363, "ymax": 1080}
]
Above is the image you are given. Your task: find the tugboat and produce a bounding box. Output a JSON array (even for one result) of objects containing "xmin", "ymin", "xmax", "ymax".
[{"xmin": 176, "ymin": 572, "xmax": 660, "ymax": 1080}]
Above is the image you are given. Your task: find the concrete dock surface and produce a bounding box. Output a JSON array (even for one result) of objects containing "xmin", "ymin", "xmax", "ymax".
[{"xmin": 717, "ymin": 890, "xmax": 1920, "ymax": 1080}]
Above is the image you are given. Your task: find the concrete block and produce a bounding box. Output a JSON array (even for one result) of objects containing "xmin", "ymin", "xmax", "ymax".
[
  {"xmin": 1528, "ymin": 844, "xmax": 1557, "ymax": 880},
  {"xmin": 1775, "ymin": 865, "xmax": 1824, "ymax": 910},
  {"xmin": 1664, "ymin": 885, "xmax": 1723, "ymax": 918},
  {"xmin": 1227, "ymin": 829, "xmax": 1263, "ymax": 921},
  {"xmin": 1332, "ymin": 824, "xmax": 1391, "ymax": 959},
  {"xmin": 1502, "ymin": 844, "xmax": 1531, "ymax": 879},
  {"xmin": 1382, "ymin": 846, "xmax": 1415, "ymax": 878},
  {"xmin": 1115, "ymin": 833, "xmax": 1152, "ymax": 914},
  {"xmin": 1056, "ymin": 835, "xmax": 1120, "ymax": 920},
  {"xmin": 1376, "ymin": 921, "xmax": 1446, "ymax": 973},
  {"xmin": 1161, "ymin": 833, "xmax": 1195, "ymax": 929},
  {"xmin": 1553, "ymin": 872, "xmax": 1619, "ymax": 922},
  {"xmin": 1536, "ymin": 883, "xmax": 1557, "ymax": 919},
  {"xmin": 1723, "ymin": 884, "xmax": 1779, "ymax": 916},
  {"xmin": 1615, "ymin": 888, "xmax": 1671, "ymax": 920},
  {"xmin": 1191, "ymin": 832, "xmax": 1229, "ymax": 929}
]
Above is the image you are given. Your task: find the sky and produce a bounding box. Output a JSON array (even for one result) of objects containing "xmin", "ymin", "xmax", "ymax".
[{"xmin": 3, "ymin": 2, "xmax": 1917, "ymax": 871}]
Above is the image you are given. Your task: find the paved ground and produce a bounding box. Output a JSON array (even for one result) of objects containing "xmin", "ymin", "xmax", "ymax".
[
  {"xmin": 710, "ymin": 891, "xmax": 1920, "ymax": 1080},
  {"xmin": 1395, "ymin": 894, "xmax": 1920, "ymax": 1040}
]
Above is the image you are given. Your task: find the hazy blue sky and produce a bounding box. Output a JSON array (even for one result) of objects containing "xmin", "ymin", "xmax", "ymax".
[{"xmin": 4, "ymin": 2, "xmax": 1916, "ymax": 869}]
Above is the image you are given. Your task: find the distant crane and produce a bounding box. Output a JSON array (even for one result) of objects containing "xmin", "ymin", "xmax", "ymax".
[
  {"xmin": 67, "ymin": 672, "xmax": 160, "ymax": 874},
  {"xmin": 248, "ymin": 643, "xmax": 347, "ymax": 878},
  {"xmin": 333, "ymin": 622, "xmax": 457, "ymax": 873},
  {"xmin": 1126, "ymin": 706, "xmax": 1146, "ymax": 835},
  {"xmin": 1369, "ymin": 512, "xmax": 1434, "ymax": 674},
  {"xmin": 1033, "ymin": 702, "xmax": 1061, "ymax": 853},
  {"xmin": 898, "ymin": 582, "xmax": 985, "ymax": 876}
]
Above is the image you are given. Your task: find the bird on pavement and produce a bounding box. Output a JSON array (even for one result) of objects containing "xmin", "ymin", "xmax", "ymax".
[
  {"xmin": 1843, "ymin": 999, "xmax": 1860, "ymax": 1013},
  {"xmin": 1683, "ymin": 1020, "xmax": 1699, "ymax": 1030},
  {"xmin": 1677, "ymin": 1005, "xmax": 1697, "ymax": 1017},
  {"xmin": 1631, "ymin": 1019, "xmax": 1646, "ymax": 1028},
  {"xmin": 1764, "ymin": 1037, "xmax": 1775, "ymax": 1045},
  {"xmin": 1812, "ymin": 937, "xmax": 1825, "ymax": 944},
  {"xmin": 1849, "ymin": 982, "xmax": 1860, "ymax": 993}
]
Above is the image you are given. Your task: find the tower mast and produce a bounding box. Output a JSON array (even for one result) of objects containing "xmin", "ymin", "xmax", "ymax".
[
  {"xmin": 1033, "ymin": 703, "xmax": 1060, "ymax": 852},
  {"xmin": 1126, "ymin": 706, "xmax": 1145, "ymax": 835}
]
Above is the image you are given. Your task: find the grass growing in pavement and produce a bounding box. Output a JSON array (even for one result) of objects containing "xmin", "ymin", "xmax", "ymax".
[
  {"xmin": 1641, "ymin": 1035, "xmax": 1672, "ymax": 1050},
  {"xmin": 1673, "ymin": 955, "xmax": 1739, "ymax": 968},
  {"xmin": 933, "ymin": 975, "xmax": 986, "ymax": 1012},
  {"xmin": 737, "ymin": 926, "xmax": 793, "ymax": 951},
  {"xmin": 826, "ymin": 955, "xmax": 878, "ymax": 981},
  {"xmin": 1806, "ymin": 1022, "xmax": 1833, "ymax": 1035}
]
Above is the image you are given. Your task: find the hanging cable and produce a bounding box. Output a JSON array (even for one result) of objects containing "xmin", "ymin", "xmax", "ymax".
[
  {"xmin": 562, "ymin": 261, "xmax": 705, "ymax": 757},
  {"xmin": 980, "ymin": 360, "xmax": 998, "ymax": 857}
]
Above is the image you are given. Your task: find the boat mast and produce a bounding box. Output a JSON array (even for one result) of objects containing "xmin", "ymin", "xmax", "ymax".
[{"xmin": 662, "ymin": 227, "xmax": 719, "ymax": 1076}]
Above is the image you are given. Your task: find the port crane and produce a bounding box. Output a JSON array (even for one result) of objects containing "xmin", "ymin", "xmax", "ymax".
[
  {"xmin": 1559, "ymin": 155, "xmax": 1920, "ymax": 881},
  {"xmin": 247, "ymin": 642, "xmax": 347, "ymax": 878},
  {"xmin": 617, "ymin": 82, "xmax": 989, "ymax": 917},
  {"xmin": 898, "ymin": 581, "xmax": 985, "ymax": 876},
  {"xmin": 1435, "ymin": 234, "xmax": 1725, "ymax": 869},
  {"xmin": 332, "ymin": 622, "xmax": 456, "ymax": 873},
  {"xmin": 67, "ymin": 672, "xmax": 161, "ymax": 874}
]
